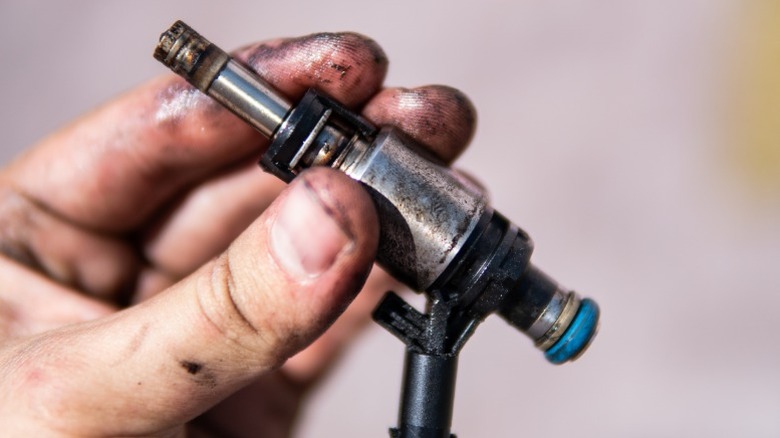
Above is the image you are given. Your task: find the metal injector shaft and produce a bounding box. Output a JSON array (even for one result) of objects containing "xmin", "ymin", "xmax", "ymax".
[{"xmin": 154, "ymin": 21, "xmax": 600, "ymax": 366}]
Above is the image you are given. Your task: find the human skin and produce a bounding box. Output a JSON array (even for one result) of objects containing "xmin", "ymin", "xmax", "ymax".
[{"xmin": 0, "ymin": 32, "xmax": 477, "ymax": 437}]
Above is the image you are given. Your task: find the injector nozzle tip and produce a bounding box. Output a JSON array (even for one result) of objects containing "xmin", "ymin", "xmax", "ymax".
[
  {"xmin": 154, "ymin": 20, "xmax": 193, "ymax": 67},
  {"xmin": 153, "ymin": 20, "xmax": 229, "ymax": 92}
]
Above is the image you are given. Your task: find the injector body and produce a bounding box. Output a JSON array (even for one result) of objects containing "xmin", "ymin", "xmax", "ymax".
[{"xmin": 154, "ymin": 21, "xmax": 599, "ymax": 365}]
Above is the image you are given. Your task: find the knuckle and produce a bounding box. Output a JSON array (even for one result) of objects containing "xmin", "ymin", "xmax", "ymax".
[{"xmin": 195, "ymin": 253, "xmax": 290, "ymax": 368}]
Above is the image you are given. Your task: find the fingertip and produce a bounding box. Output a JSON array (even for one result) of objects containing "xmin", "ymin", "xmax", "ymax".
[
  {"xmin": 234, "ymin": 32, "xmax": 389, "ymax": 107},
  {"xmin": 193, "ymin": 167, "xmax": 379, "ymax": 362},
  {"xmin": 267, "ymin": 167, "xmax": 379, "ymax": 292},
  {"xmin": 362, "ymin": 85, "xmax": 478, "ymax": 163}
]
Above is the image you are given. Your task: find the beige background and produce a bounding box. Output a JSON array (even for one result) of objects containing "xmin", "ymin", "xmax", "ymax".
[{"xmin": 2, "ymin": 1, "xmax": 779, "ymax": 437}]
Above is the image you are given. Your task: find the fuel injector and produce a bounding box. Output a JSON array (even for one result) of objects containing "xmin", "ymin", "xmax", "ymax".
[{"xmin": 155, "ymin": 21, "xmax": 600, "ymax": 437}]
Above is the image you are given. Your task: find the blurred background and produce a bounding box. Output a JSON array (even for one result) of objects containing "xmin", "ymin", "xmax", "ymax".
[{"xmin": 2, "ymin": 1, "xmax": 779, "ymax": 436}]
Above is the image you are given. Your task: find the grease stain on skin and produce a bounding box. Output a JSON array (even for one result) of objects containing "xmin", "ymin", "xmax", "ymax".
[
  {"xmin": 0, "ymin": 187, "xmax": 45, "ymax": 273},
  {"xmin": 181, "ymin": 360, "xmax": 203, "ymax": 375},
  {"xmin": 301, "ymin": 174, "xmax": 356, "ymax": 242},
  {"xmin": 180, "ymin": 360, "xmax": 218, "ymax": 389},
  {"xmin": 236, "ymin": 32, "xmax": 388, "ymax": 107},
  {"xmin": 242, "ymin": 42, "xmax": 280, "ymax": 70},
  {"xmin": 330, "ymin": 62, "xmax": 352, "ymax": 79}
]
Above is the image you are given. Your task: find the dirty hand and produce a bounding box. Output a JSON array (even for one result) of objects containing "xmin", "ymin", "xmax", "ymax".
[{"xmin": 0, "ymin": 32, "xmax": 476, "ymax": 437}]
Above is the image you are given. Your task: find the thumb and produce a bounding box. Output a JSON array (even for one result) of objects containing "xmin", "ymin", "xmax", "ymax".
[{"xmin": 0, "ymin": 167, "xmax": 378, "ymax": 436}]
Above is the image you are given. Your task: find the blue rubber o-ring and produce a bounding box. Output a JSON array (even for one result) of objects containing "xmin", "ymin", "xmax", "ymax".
[{"xmin": 545, "ymin": 298, "xmax": 600, "ymax": 364}]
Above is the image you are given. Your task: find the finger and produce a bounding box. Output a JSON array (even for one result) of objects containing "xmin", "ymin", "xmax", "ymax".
[
  {"xmin": 235, "ymin": 32, "xmax": 388, "ymax": 108},
  {"xmin": 191, "ymin": 266, "xmax": 402, "ymax": 438},
  {"xmin": 142, "ymin": 159, "xmax": 285, "ymax": 281},
  {"xmin": 149, "ymin": 268, "xmax": 400, "ymax": 438},
  {"xmin": 6, "ymin": 32, "xmax": 388, "ymax": 232},
  {"xmin": 0, "ymin": 168, "xmax": 378, "ymax": 435},
  {"xmin": 0, "ymin": 184, "xmax": 140, "ymax": 299},
  {"xmin": 0, "ymin": 255, "xmax": 114, "ymax": 340},
  {"xmin": 362, "ymin": 85, "xmax": 478, "ymax": 163}
]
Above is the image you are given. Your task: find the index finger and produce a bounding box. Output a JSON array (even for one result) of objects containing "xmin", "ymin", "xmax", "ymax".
[{"xmin": 4, "ymin": 31, "xmax": 388, "ymax": 232}]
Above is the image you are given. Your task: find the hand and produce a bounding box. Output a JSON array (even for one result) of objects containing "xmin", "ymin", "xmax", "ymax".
[{"xmin": 0, "ymin": 32, "xmax": 476, "ymax": 437}]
